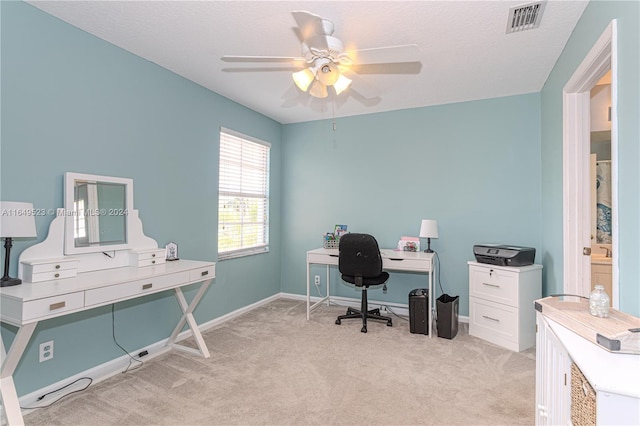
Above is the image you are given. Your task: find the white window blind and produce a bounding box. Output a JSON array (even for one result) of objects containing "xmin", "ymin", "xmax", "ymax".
[{"xmin": 218, "ymin": 128, "xmax": 270, "ymax": 260}]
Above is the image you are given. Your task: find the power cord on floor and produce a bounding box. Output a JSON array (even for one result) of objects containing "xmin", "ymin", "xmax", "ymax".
[
  {"xmin": 111, "ymin": 304, "xmax": 144, "ymax": 373},
  {"xmin": 20, "ymin": 377, "xmax": 93, "ymax": 410},
  {"xmin": 380, "ymin": 305, "xmax": 408, "ymax": 322}
]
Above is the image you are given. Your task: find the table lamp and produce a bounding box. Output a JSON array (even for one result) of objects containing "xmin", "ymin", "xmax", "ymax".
[
  {"xmin": 1, "ymin": 201, "xmax": 37, "ymax": 287},
  {"xmin": 419, "ymin": 219, "xmax": 439, "ymax": 253}
]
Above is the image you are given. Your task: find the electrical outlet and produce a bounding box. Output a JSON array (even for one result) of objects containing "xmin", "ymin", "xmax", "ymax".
[
  {"xmin": 39, "ymin": 340, "xmax": 54, "ymax": 362},
  {"xmin": 314, "ymin": 275, "xmax": 320, "ymax": 286},
  {"xmin": 379, "ymin": 305, "xmax": 389, "ymax": 314}
]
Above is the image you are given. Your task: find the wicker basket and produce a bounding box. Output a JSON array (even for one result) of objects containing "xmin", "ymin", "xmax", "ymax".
[
  {"xmin": 571, "ymin": 362, "xmax": 596, "ymax": 425},
  {"xmin": 323, "ymin": 239, "xmax": 339, "ymax": 249}
]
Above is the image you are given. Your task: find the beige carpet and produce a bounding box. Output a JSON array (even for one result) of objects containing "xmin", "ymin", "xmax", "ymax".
[{"xmin": 24, "ymin": 298, "xmax": 536, "ymax": 425}]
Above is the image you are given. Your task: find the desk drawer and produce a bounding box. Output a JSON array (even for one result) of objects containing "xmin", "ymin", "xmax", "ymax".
[
  {"xmin": 22, "ymin": 292, "xmax": 85, "ymax": 321},
  {"xmin": 469, "ymin": 297, "xmax": 518, "ymax": 343},
  {"xmin": 382, "ymin": 257, "xmax": 429, "ymax": 272},
  {"xmin": 469, "ymin": 265, "xmax": 518, "ymax": 307},
  {"xmin": 85, "ymin": 272, "xmax": 189, "ymax": 306},
  {"xmin": 189, "ymin": 265, "xmax": 215, "ymax": 282},
  {"xmin": 308, "ymin": 252, "xmax": 339, "ymax": 265}
]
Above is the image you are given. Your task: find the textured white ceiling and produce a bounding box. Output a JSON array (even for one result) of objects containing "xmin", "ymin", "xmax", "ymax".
[{"xmin": 26, "ymin": 1, "xmax": 589, "ymax": 124}]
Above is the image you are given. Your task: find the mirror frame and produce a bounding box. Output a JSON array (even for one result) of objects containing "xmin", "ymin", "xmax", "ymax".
[{"xmin": 64, "ymin": 172, "xmax": 134, "ymax": 255}]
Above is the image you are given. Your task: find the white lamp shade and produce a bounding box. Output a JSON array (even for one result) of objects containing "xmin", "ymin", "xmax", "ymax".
[
  {"xmin": 1, "ymin": 201, "xmax": 37, "ymax": 238},
  {"xmin": 292, "ymin": 68, "xmax": 315, "ymax": 92},
  {"xmin": 419, "ymin": 219, "xmax": 439, "ymax": 239},
  {"xmin": 333, "ymin": 74, "xmax": 352, "ymax": 95}
]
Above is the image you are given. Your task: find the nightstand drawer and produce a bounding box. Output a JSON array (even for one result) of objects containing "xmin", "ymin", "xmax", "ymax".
[
  {"xmin": 469, "ymin": 265, "xmax": 519, "ymax": 307},
  {"xmin": 469, "ymin": 297, "xmax": 518, "ymax": 343},
  {"xmin": 22, "ymin": 292, "xmax": 85, "ymax": 321}
]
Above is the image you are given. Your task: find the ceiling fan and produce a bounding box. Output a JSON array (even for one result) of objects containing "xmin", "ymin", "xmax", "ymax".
[{"xmin": 221, "ymin": 11, "xmax": 421, "ymax": 99}]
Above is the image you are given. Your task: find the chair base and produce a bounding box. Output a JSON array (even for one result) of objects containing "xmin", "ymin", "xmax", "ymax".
[{"xmin": 335, "ymin": 286, "xmax": 393, "ymax": 333}]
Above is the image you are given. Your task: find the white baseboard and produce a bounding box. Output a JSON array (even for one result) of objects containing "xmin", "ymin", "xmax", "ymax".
[{"xmin": 16, "ymin": 292, "xmax": 466, "ymax": 415}]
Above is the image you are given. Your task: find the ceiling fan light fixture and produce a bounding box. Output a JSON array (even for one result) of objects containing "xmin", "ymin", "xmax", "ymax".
[
  {"xmin": 315, "ymin": 59, "xmax": 340, "ymax": 86},
  {"xmin": 309, "ymin": 81, "xmax": 328, "ymax": 98},
  {"xmin": 333, "ymin": 74, "xmax": 352, "ymax": 95},
  {"xmin": 292, "ymin": 68, "xmax": 315, "ymax": 92}
]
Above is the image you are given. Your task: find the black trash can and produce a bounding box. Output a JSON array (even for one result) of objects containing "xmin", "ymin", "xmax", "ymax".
[
  {"xmin": 436, "ymin": 294, "xmax": 459, "ymax": 339},
  {"xmin": 408, "ymin": 289, "xmax": 429, "ymax": 335}
]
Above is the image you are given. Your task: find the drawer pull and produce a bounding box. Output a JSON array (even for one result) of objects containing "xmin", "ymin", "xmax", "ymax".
[
  {"xmin": 54, "ymin": 273, "xmax": 60, "ymax": 278},
  {"xmin": 482, "ymin": 282, "xmax": 500, "ymax": 288},
  {"xmin": 482, "ymin": 315, "xmax": 500, "ymax": 322},
  {"xmin": 201, "ymin": 270, "xmax": 209, "ymax": 277},
  {"xmin": 50, "ymin": 301, "xmax": 66, "ymax": 310},
  {"xmin": 142, "ymin": 283, "xmax": 153, "ymax": 290},
  {"xmin": 151, "ymin": 260, "xmax": 156, "ymax": 264},
  {"xmin": 152, "ymin": 253, "xmax": 156, "ymax": 257},
  {"xmin": 55, "ymin": 264, "xmax": 61, "ymax": 270}
]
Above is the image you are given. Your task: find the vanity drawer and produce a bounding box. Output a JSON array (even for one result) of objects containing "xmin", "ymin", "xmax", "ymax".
[
  {"xmin": 21, "ymin": 258, "xmax": 79, "ymax": 283},
  {"xmin": 189, "ymin": 265, "xmax": 215, "ymax": 282},
  {"xmin": 130, "ymin": 249, "xmax": 166, "ymax": 267},
  {"xmin": 469, "ymin": 265, "xmax": 519, "ymax": 307},
  {"xmin": 21, "ymin": 292, "xmax": 85, "ymax": 321},
  {"xmin": 469, "ymin": 297, "xmax": 518, "ymax": 344},
  {"xmin": 84, "ymin": 272, "xmax": 189, "ymax": 306}
]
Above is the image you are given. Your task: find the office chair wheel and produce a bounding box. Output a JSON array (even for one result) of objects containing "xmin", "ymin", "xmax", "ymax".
[
  {"xmin": 335, "ymin": 319, "xmax": 341, "ymax": 325},
  {"xmin": 361, "ymin": 326, "xmax": 367, "ymax": 333},
  {"xmin": 387, "ymin": 319, "xmax": 393, "ymax": 327}
]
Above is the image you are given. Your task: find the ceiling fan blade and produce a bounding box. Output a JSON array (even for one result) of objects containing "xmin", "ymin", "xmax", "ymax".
[
  {"xmin": 292, "ymin": 11, "xmax": 331, "ymax": 39},
  {"xmin": 341, "ymin": 70, "xmax": 379, "ymax": 99},
  {"xmin": 221, "ymin": 55, "xmax": 306, "ymax": 64},
  {"xmin": 346, "ymin": 44, "xmax": 421, "ymax": 65}
]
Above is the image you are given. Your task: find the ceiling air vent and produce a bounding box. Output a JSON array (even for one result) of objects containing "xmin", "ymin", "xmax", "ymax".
[{"xmin": 506, "ymin": 1, "xmax": 546, "ymax": 33}]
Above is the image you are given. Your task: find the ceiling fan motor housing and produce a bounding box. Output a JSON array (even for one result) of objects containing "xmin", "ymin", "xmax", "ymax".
[{"xmin": 302, "ymin": 35, "xmax": 346, "ymax": 63}]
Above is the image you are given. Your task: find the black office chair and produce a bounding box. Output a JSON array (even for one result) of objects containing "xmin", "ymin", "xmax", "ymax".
[{"xmin": 335, "ymin": 233, "xmax": 393, "ymax": 333}]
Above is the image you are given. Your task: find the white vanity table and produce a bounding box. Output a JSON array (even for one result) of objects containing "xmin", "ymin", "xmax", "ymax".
[{"xmin": 0, "ymin": 173, "xmax": 215, "ymax": 425}]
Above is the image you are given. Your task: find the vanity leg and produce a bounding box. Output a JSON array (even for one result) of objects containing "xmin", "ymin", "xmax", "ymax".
[{"xmin": 167, "ymin": 279, "xmax": 212, "ymax": 358}]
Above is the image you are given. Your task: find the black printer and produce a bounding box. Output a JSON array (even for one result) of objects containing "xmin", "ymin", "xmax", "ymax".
[{"xmin": 473, "ymin": 244, "xmax": 536, "ymax": 267}]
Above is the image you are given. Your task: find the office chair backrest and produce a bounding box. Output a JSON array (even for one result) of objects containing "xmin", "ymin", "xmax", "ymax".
[{"xmin": 338, "ymin": 233, "xmax": 384, "ymax": 278}]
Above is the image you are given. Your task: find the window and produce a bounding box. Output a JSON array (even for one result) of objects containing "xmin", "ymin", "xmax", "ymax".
[{"xmin": 218, "ymin": 128, "xmax": 270, "ymax": 260}]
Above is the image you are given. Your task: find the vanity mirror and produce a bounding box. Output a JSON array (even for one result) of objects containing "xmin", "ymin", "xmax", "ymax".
[{"xmin": 64, "ymin": 172, "xmax": 134, "ymax": 255}]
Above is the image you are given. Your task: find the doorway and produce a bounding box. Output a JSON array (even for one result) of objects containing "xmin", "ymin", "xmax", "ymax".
[{"xmin": 562, "ymin": 21, "xmax": 618, "ymax": 307}]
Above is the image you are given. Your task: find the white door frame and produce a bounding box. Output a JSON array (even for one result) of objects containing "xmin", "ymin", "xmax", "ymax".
[{"xmin": 563, "ymin": 20, "xmax": 618, "ymax": 307}]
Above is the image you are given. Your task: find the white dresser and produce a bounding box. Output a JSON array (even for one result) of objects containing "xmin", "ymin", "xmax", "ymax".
[{"xmin": 468, "ymin": 261, "xmax": 542, "ymax": 351}]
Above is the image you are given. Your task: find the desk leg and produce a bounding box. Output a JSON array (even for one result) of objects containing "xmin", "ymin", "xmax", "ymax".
[
  {"xmin": 1, "ymin": 322, "xmax": 37, "ymax": 426},
  {"xmin": 306, "ymin": 260, "xmax": 311, "ymax": 320},
  {"xmin": 326, "ymin": 265, "xmax": 330, "ymax": 306},
  {"xmin": 429, "ymin": 264, "xmax": 434, "ymax": 338},
  {"xmin": 166, "ymin": 279, "xmax": 212, "ymax": 358}
]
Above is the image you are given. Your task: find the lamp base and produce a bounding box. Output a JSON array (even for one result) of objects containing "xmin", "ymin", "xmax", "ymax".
[
  {"xmin": 424, "ymin": 249, "xmax": 434, "ymax": 253},
  {"xmin": 1, "ymin": 276, "xmax": 22, "ymax": 287}
]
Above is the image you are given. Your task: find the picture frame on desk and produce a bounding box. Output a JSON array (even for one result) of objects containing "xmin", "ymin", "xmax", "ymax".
[{"xmin": 165, "ymin": 242, "xmax": 179, "ymax": 261}]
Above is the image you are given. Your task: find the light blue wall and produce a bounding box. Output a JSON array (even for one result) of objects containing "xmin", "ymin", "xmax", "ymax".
[
  {"xmin": 281, "ymin": 94, "xmax": 542, "ymax": 315},
  {"xmin": 540, "ymin": 0, "xmax": 640, "ymax": 316},
  {"xmin": 1, "ymin": 1, "xmax": 282, "ymax": 396}
]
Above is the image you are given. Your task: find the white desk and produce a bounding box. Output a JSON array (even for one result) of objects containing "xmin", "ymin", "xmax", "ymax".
[
  {"xmin": 306, "ymin": 248, "xmax": 435, "ymax": 334},
  {"xmin": 0, "ymin": 259, "xmax": 214, "ymax": 426}
]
